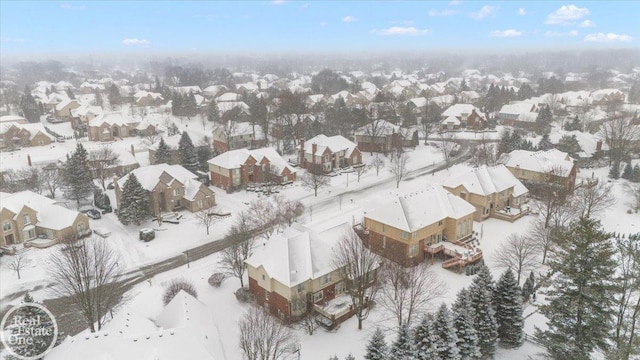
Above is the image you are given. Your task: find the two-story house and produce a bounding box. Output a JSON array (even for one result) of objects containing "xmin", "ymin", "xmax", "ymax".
[
  {"xmin": 88, "ymin": 113, "xmax": 139, "ymax": 142},
  {"xmin": 55, "ymin": 99, "xmax": 81, "ymax": 121},
  {"xmin": 500, "ymin": 149, "xmax": 578, "ymax": 193},
  {"xmin": 211, "ymin": 122, "xmax": 265, "ymax": 153},
  {"xmin": 442, "ymin": 165, "xmax": 529, "ymax": 222},
  {"xmin": 1, "ymin": 191, "xmax": 90, "ymax": 247},
  {"xmin": 497, "ymin": 102, "xmax": 539, "ymax": 129},
  {"xmin": 354, "ymin": 120, "xmax": 418, "ymax": 154},
  {"xmin": 115, "ymin": 164, "xmax": 215, "ymax": 216},
  {"xmin": 363, "ymin": 186, "xmax": 477, "ymax": 268},
  {"xmin": 298, "ymin": 135, "xmax": 362, "ymax": 173},
  {"xmin": 207, "ymin": 147, "xmax": 296, "ymax": 191},
  {"xmin": 441, "ymin": 104, "xmax": 487, "ymax": 131},
  {"xmin": 0, "ymin": 122, "xmax": 54, "ymax": 151},
  {"xmin": 246, "ymin": 222, "xmax": 375, "ymax": 327}
]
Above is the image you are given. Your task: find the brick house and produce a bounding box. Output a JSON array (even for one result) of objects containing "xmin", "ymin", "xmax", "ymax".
[
  {"xmin": 441, "ymin": 104, "xmax": 487, "ymax": 131},
  {"xmin": 362, "ymin": 186, "xmax": 477, "ymax": 268},
  {"xmin": 88, "ymin": 113, "xmax": 138, "ymax": 142},
  {"xmin": 246, "ymin": 222, "xmax": 376, "ymax": 326},
  {"xmin": 115, "ymin": 164, "xmax": 215, "ymax": 216},
  {"xmin": 207, "ymin": 147, "xmax": 296, "ymax": 191},
  {"xmin": 442, "ymin": 165, "xmax": 529, "ymax": 222},
  {"xmin": 211, "ymin": 122, "xmax": 265, "ymax": 153},
  {"xmin": 298, "ymin": 134, "xmax": 362, "ymax": 173},
  {"xmin": 354, "ymin": 120, "xmax": 418, "ymax": 154},
  {"xmin": 0, "ymin": 122, "xmax": 54, "ymax": 151},
  {"xmin": 497, "ymin": 102, "xmax": 539, "ymax": 129},
  {"xmin": 500, "ymin": 149, "xmax": 578, "ymax": 193},
  {"xmin": 1, "ymin": 191, "xmax": 90, "ymax": 247}
]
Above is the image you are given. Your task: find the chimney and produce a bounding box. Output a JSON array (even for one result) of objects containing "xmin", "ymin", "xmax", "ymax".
[
  {"xmin": 312, "ymin": 143, "xmax": 317, "ymax": 155},
  {"xmin": 300, "ymin": 139, "xmax": 305, "ymax": 152},
  {"xmin": 131, "ymin": 144, "xmax": 135, "ymax": 157},
  {"xmin": 27, "ymin": 154, "xmax": 32, "ymax": 166}
]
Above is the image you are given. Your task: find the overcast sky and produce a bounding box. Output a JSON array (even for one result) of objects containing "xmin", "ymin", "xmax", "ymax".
[{"xmin": 1, "ymin": 1, "xmax": 638, "ymax": 54}]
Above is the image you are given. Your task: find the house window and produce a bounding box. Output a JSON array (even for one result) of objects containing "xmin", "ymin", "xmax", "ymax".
[
  {"xmin": 23, "ymin": 214, "xmax": 30, "ymax": 225},
  {"xmin": 297, "ymin": 284, "xmax": 304, "ymax": 293},
  {"xmin": 382, "ymin": 236, "xmax": 386, "ymax": 249},
  {"xmin": 197, "ymin": 199, "xmax": 203, "ymax": 209},
  {"xmin": 247, "ymin": 165, "xmax": 253, "ymax": 174},
  {"xmin": 262, "ymin": 274, "xmax": 266, "ymax": 280},
  {"xmin": 382, "ymin": 224, "xmax": 386, "ymax": 233},
  {"xmin": 408, "ymin": 243, "xmax": 419, "ymax": 257},
  {"xmin": 335, "ymin": 282, "xmax": 345, "ymax": 294},
  {"xmin": 173, "ymin": 188, "xmax": 180, "ymax": 196},
  {"xmin": 438, "ymin": 220, "xmax": 443, "ymax": 226},
  {"xmin": 2, "ymin": 222, "xmax": 11, "ymax": 231},
  {"xmin": 313, "ymin": 291, "xmax": 324, "ymax": 303},
  {"xmin": 321, "ymin": 273, "xmax": 331, "ymax": 285},
  {"xmin": 23, "ymin": 228, "xmax": 36, "ymax": 240},
  {"xmin": 401, "ymin": 231, "xmax": 408, "ymax": 240}
]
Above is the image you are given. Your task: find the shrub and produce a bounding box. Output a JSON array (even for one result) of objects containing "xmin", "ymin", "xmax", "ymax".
[
  {"xmin": 208, "ymin": 273, "xmax": 226, "ymax": 287},
  {"xmin": 163, "ymin": 278, "xmax": 198, "ymax": 305}
]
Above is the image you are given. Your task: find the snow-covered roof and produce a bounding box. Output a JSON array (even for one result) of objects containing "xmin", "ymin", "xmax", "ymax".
[
  {"xmin": 442, "ymin": 116, "xmax": 460, "ymax": 125},
  {"xmin": 45, "ymin": 290, "xmax": 227, "ymax": 360},
  {"xmin": 498, "ymin": 102, "xmax": 537, "ymax": 116},
  {"xmin": 442, "ymin": 165, "xmax": 528, "ymax": 198},
  {"xmin": 442, "ymin": 104, "xmax": 482, "ymax": 118},
  {"xmin": 117, "ymin": 164, "xmax": 206, "ymax": 201},
  {"xmin": 0, "ymin": 115, "xmax": 27, "ymax": 123},
  {"xmin": 55, "ymin": 99, "xmax": 78, "ymax": 111},
  {"xmin": 71, "ymin": 105, "xmax": 103, "ymax": 118},
  {"xmin": 0, "ymin": 191, "xmax": 85, "ymax": 230},
  {"xmin": 364, "ymin": 186, "xmax": 475, "ymax": 232},
  {"xmin": 207, "ymin": 146, "xmax": 296, "ymax": 175},
  {"xmin": 216, "ymin": 92, "xmax": 241, "ymax": 102},
  {"xmin": 500, "ymin": 149, "xmax": 575, "ymax": 177},
  {"xmin": 246, "ymin": 222, "xmax": 353, "ymax": 287},
  {"xmin": 303, "ymin": 134, "xmax": 358, "ymax": 157},
  {"xmin": 408, "ymin": 97, "xmax": 427, "ymax": 108},
  {"xmin": 89, "ymin": 113, "xmax": 137, "ymax": 127}
]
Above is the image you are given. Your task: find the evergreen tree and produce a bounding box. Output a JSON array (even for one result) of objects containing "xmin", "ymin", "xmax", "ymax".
[
  {"xmin": 365, "ymin": 328, "xmax": 389, "ymax": 360},
  {"xmin": 178, "ymin": 131, "xmax": 199, "ymax": 173},
  {"xmin": 564, "ymin": 115, "xmax": 582, "ymax": 131},
  {"xmin": 207, "ymin": 101, "xmax": 221, "ymax": 123},
  {"xmin": 108, "ymin": 84, "xmax": 121, "ymax": 106},
  {"xmin": 63, "ymin": 143, "xmax": 94, "ymax": 207},
  {"xmin": 536, "ymin": 218, "xmax": 618, "ymax": 360},
  {"xmin": 537, "ymin": 133, "xmax": 553, "ymax": 151},
  {"xmin": 633, "ymin": 164, "xmax": 640, "ymax": 182},
  {"xmin": 432, "ymin": 304, "xmax": 461, "ymax": 360},
  {"xmin": 460, "ymin": 79, "xmax": 469, "ymax": 91},
  {"xmin": 535, "ymin": 105, "xmax": 553, "ymax": 134},
  {"xmin": 452, "ymin": 288, "xmax": 481, "ymax": 360},
  {"xmin": 154, "ymin": 137, "xmax": 172, "ymax": 165},
  {"xmin": 621, "ymin": 162, "xmax": 633, "ymax": 180},
  {"xmin": 117, "ymin": 173, "xmax": 151, "ymax": 225},
  {"xmin": 522, "ymin": 272, "xmax": 535, "ymax": 303},
  {"xmin": 390, "ymin": 323, "xmax": 415, "ymax": 360},
  {"xmin": 94, "ymin": 90, "xmax": 104, "ymax": 107},
  {"xmin": 495, "ymin": 269, "xmax": 524, "ymax": 348},
  {"xmin": 609, "ymin": 161, "xmax": 621, "ymax": 179},
  {"xmin": 413, "ymin": 316, "xmax": 440, "ymax": 360},
  {"xmin": 628, "ymin": 81, "xmax": 640, "ymax": 104},
  {"xmin": 345, "ymin": 354, "xmax": 355, "ymax": 360},
  {"xmin": 20, "ymin": 85, "xmax": 42, "ymax": 123},
  {"xmin": 469, "ymin": 265, "xmax": 497, "ymax": 358},
  {"xmin": 65, "ymin": 88, "xmax": 76, "ymax": 100},
  {"xmin": 556, "ymin": 134, "xmax": 582, "ymax": 158},
  {"xmin": 197, "ymin": 144, "xmax": 212, "ymax": 172}
]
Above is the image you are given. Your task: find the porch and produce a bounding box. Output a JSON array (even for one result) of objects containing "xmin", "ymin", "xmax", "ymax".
[
  {"xmin": 312, "ymin": 293, "xmax": 357, "ymax": 330},
  {"xmin": 425, "ymin": 236, "xmax": 483, "ymax": 273},
  {"xmin": 492, "ymin": 205, "xmax": 529, "ymax": 222}
]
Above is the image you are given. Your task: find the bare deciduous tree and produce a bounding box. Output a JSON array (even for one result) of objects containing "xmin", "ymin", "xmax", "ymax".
[
  {"xmin": 48, "ymin": 237, "xmax": 122, "ymax": 332},
  {"xmin": 492, "ymin": 233, "xmax": 540, "ymax": 284},
  {"xmin": 194, "ymin": 207, "xmax": 217, "ymax": 235},
  {"xmin": 372, "ymin": 154, "xmax": 384, "ymax": 176},
  {"xmin": 531, "ymin": 165, "xmax": 571, "ymax": 229},
  {"xmin": 219, "ymin": 211, "xmax": 256, "ymax": 289},
  {"xmin": 624, "ymin": 182, "xmax": 640, "ymax": 214},
  {"xmin": 354, "ymin": 165, "xmax": 368, "ymax": 183},
  {"xmin": 472, "ymin": 133, "xmax": 498, "ymax": 167},
  {"xmin": 363, "ymin": 118, "xmax": 387, "ymax": 155},
  {"xmin": 273, "ymin": 195, "xmax": 305, "ymax": 228},
  {"xmin": 572, "ymin": 180, "xmax": 615, "ymax": 218},
  {"xmin": 301, "ymin": 171, "xmax": 330, "ymax": 197},
  {"xmin": 378, "ymin": 261, "xmax": 446, "ymax": 329},
  {"xmin": 41, "ymin": 166, "xmax": 61, "ymax": 198},
  {"xmin": 601, "ymin": 117, "xmax": 640, "ymax": 165},
  {"xmin": 611, "ymin": 234, "xmax": 640, "ymax": 360},
  {"xmin": 439, "ymin": 131, "xmax": 457, "ymax": 167},
  {"xmin": 332, "ymin": 229, "xmax": 380, "ymax": 330},
  {"xmin": 529, "ymin": 218, "xmax": 554, "ymax": 265},
  {"xmin": 389, "ymin": 150, "xmax": 409, "ymax": 188},
  {"xmin": 239, "ymin": 307, "xmax": 297, "ymax": 360},
  {"xmin": 4, "ymin": 253, "xmax": 29, "ymax": 279},
  {"xmin": 162, "ymin": 278, "xmax": 198, "ymax": 305},
  {"xmin": 88, "ymin": 145, "xmax": 121, "ymax": 190}
]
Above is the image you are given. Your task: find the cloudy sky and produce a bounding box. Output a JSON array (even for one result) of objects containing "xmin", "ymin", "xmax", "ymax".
[{"xmin": 1, "ymin": 1, "xmax": 638, "ymax": 54}]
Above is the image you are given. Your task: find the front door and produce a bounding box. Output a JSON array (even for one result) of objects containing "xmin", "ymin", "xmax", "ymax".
[{"xmin": 5, "ymin": 234, "xmax": 15, "ymax": 245}]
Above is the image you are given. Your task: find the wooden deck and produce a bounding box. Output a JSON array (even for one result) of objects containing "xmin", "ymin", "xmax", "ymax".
[{"xmin": 425, "ymin": 237, "xmax": 483, "ymax": 273}]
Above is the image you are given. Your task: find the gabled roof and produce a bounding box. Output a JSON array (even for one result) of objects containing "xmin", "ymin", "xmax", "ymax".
[
  {"xmin": 442, "ymin": 165, "xmax": 528, "ymax": 198},
  {"xmin": 207, "ymin": 146, "xmax": 296, "ymax": 174},
  {"xmin": 302, "ymin": 134, "xmax": 358, "ymax": 157},
  {"xmin": 117, "ymin": 164, "xmax": 206, "ymax": 201},
  {"xmin": 364, "ymin": 186, "xmax": 475, "ymax": 232},
  {"xmin": 245, "ymin": 222, "xmax": 353, "ymax": 287},
  {"xmin": 89, "ymin": 113, "xmax": 137, "ymax": 127},
  {"xmin": 354, "ymin": 120, "xmax": 405, "ymax": 137},
  {"xmin": 500, "ymin": 149, "xmax": 575, "ymax": 177},
  {"xmin": 0, "ymin": 191, "xmax": 84, "ymax": 230},
  {"xmin": 442, "ymin": 104, "xmax": 483, "ymax": 118}
]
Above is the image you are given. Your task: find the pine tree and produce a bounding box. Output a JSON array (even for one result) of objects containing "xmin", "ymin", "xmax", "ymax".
[
  {"xmin": 365, "ymin": 328, "xmax": 389, "ymax": 360},
  {"xmin": 522, "ymin": 272, "xmax": 535, "ymax": 303},
  {"xmin": 178, "ymin": 131, "xmax": 199, "ymax": 173},
  {"xmin": 197, "ymin": 144, "xmax": 212, "ymax": 172},
  {"xmin": 633, "ymin": 164, "xmax": 640, "ymax": 182},
  {"xmin": 469, "ymin": 265, "xmax": 497, "ymax": 358},
  {"xmin": 345, "ymin": 354, "xmax": 355, "ymax": 360},
  {"xmin": 63, "ymin": 143, "xmax": 94, "ymax": 207},
  {"xmin": 609, "ymin": 162, "xmax": 621, "ymax": 179},
  {"xmin": 154, "ymin": 137, "xmax": 172, "ymax": 165},
  {"xmin": 390, "ymin": 323, "xmax": 415, "ymax": 360},
  {"xmin": 108, "ymin": 84, "xmax": 121, "ymax": 106},
  {"xmin": 621, "ymin": 162, "xmax": 633, "ymax": 180},
  {"xmin": 537, "ymin": 133, "xmax": 553, "ymax": 151},
  {"xmin": 207, "ymin": 101, "xmax": 221, "ymax": 123},
  {"xmin": 432, "ymin": 304, "xmax": 461, "ymax": 360},
  {"xmin": 413, "ymin": 316, "xmax": 440, "ymax": 360},
  {"xmin": 536, "ymin": 218, "xmax": 618, "ymax": 360},
  {"xmin": 495, "ymin": 269, "xmax": 524, "ymax": 348},
  {"xmin": 20, "ymin": 85, "xmax": 42, "ymax": 123},
  {"xmin": 452, "ymin": 288, "xmax": 481, "ymax": 360},
  {"xmin": 117, "ymin": 173, "xmax": 151, "ymax": 225}
]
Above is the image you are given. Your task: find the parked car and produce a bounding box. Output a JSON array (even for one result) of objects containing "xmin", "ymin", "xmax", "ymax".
[
  {"xmin": 82, "ymin": 208, "xmax": 102, "ymax": 219},
  {"xmin": 93, "ymin": 227, "xmax": 111, "ymax": 238},
  {"xmin": 139, "ymin": 228, "xmax": 155, "ymax": 242}
]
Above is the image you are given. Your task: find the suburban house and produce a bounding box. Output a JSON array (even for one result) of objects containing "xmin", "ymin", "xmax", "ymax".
[
  {"xmin": 0, "ymin": 191, "xmax": 90, "ymax": 248},
  {"xmin": 246, "ymin": 222, "xmax": 375, "ymax": 327},
  {"xmin": 71, "ymin": 105, "xmax": 102, "ymax": 130},
  {"xmin": 87, "ymin": 113, "xmax": 138, "ymax": 141},
  {"xmin": 212, "ymin": 121, "xmax": 265, "ymax": 153},
  {"xmin": 208, "ymin": 147, "xmax": 296, "ymax": 191},
  {"xmin": 362, "ymin": 186, "xmax": 479, "ymax": 269},
  {"xmin": 497, "ymin": 102, "xmax": 539, "ymax": 128},
  {"xmin": 0, "ymin": 115, "xmax": 27, "ymax": 125},
  {"xmin": 133, "ymin": 91, "xmax": 165, "ymax": 106},
  {"xmin": 54, "ymin": 99, "xmax": 81, "ymax": 121},
  {"xmin": 500, "ymin": 149, "xmax": 578, "ymax": 193},
  {"xmin": 148, "ymin": 132, "xmax": 211, "ymax": 165},
  {"xmin": 45, "ymin": 290, "xmax": 227, "ymax": 360},
  {"xmin": 298, "ymin": 134, "xmax": 362, "ymax": 173},
  {"xmin": 0, "ymin": 122, "xmax": 54, "ymax": 150},
  {"xmin": 442, "ymin": 165, "xmax": 529, "ymax": 222},
  {"xmin": 441, "ymin": 104, "xmax": 487, "ymax": 131},
  {"xmin": 115, "ymin": 163, "xmax": 215, "ymax": 216},
  {"xmin": 354, "ymin": 120, "xmax": 418, "ymax": 154}
]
